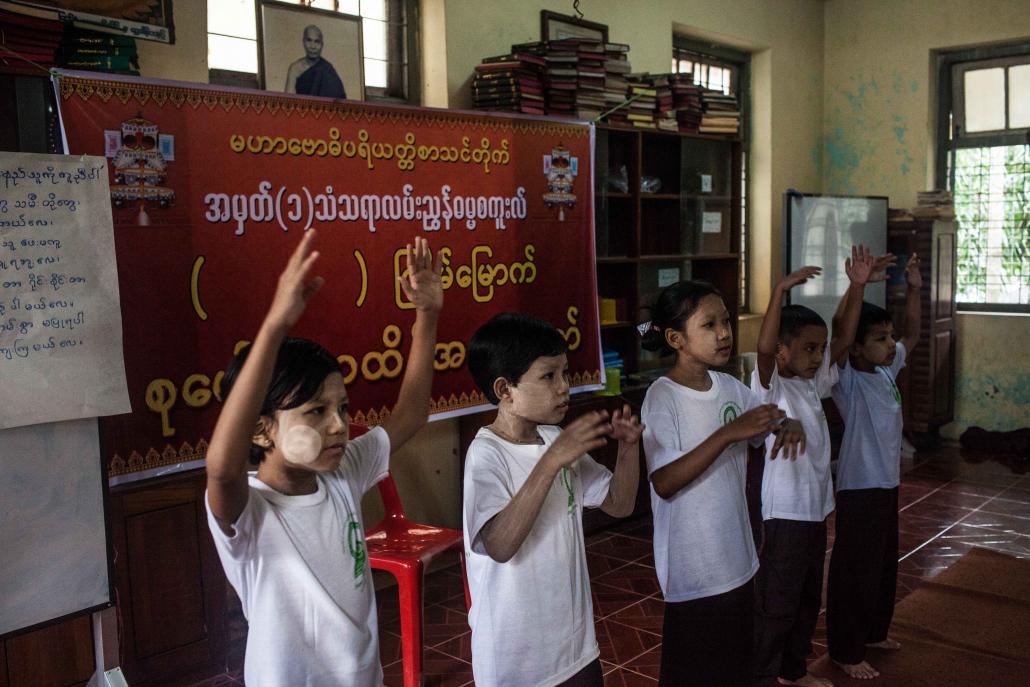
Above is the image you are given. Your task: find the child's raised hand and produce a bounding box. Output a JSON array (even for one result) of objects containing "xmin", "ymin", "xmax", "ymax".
[
  {"xmin": 266, "ymin": 230, "xmax": 324, "ymax": 330},
  {"xmin": 546, "ymin": 410, "xmax": 611, "ymax": 469},
  {"xmin": 398, "ymin": 236, "xmax": 444, "ymax": 313},
  {"xmin": 770, "ymin": 418, "xmax": 806, "ymax": 460},
  {"xmin": 609, "ymin": 404, "xmax": 644, "ymax": 444},
  {"xmin": 866, "ymin": 252, "xmax": 898, "ymax": 283},
  {"xmin": 845, "ymin": 244, "xmax": 875, "ymax": 285},
  {"xmin": 778, "ymin": 265, "xmax": 822, "ymax": 291},
  {"xmin": 723, "ymin": 404, "xmax": 786, "ymax": 443},
  {"xmin": 905, "ymin": 252, "xmax": 923, "ymax": 288}
]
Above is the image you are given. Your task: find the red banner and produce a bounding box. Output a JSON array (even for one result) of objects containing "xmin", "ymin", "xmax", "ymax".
[{"xmin": 55, "ymin": 72, "xmax": 601, "ymax": 481}]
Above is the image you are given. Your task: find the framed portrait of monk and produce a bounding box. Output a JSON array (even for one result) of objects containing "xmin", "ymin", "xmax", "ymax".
[{"xmin": 258, "ymin": 0, "xmax": 365, "ymax": 101}]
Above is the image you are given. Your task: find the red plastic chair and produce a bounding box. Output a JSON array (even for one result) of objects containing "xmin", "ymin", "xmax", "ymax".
[{"xmin": 353, "ymin": 424, "xmax": 471, "ymax": 687}]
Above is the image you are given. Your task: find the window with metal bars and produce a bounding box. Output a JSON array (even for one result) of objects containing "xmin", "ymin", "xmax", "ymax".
[
  {"xmin": 673, "ymin": 41, "xmax": 750, "ymax": 311},
  {"xmin": 207, "ymin": 0, "xmax": 417, "ymax": 102},
  {"xmin": 938, "ymin": 43, "xmax": 1030, "ymax": 312}
]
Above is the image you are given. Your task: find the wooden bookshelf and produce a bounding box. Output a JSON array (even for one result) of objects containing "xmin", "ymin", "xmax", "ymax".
[{"xmin": 593, "ymin": 124, "xmax": 743, "ymax": 379}]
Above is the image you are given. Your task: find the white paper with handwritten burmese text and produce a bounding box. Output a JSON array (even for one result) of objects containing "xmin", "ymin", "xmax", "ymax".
[{"xmin": 0, "ymin": 152, "xmax": 130, "ymax": 429}]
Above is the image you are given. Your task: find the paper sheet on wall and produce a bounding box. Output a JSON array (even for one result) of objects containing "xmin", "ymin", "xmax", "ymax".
[{"xmin": 0, "ymin": 152, "xmax": 131, "ymax": 429}]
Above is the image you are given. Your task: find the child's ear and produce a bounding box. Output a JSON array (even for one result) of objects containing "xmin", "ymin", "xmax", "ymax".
[
  {"xmin": 492, "ymin": 377, "xmax": 513, "ymax": 403},
  {"xmin": 665, "ymin": 328, "xmax": 684, "ymax": 352},
  {"xmin": 774, "ymin": 341, "xmax": 789, "ymax": 362},
  {"xmin": 252, "ymin": 416, "xmax": 276, "ymax": 449}
]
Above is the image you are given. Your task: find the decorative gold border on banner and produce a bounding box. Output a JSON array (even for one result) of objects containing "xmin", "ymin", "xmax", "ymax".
[
  {"xmin": 106, "ymin": 370, "xmax": 602, "ymax": 476},
  {"xmin": 58, "ymin": 76, "xmax": 591, "ymax": 138}
]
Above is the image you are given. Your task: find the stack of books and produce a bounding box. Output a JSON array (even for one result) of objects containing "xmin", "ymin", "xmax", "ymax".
[
  {"xmin": 0, "ymin": 8, "xmax": 63, "ymax": 76},
  {"xmin": 912, "ymin": 190, "xmax": 955, "ymax": 220},
  {"xmin": 699, "ymin": 90, "xmax": 741, "ymax": 135},
  {"xmin": 650, "ymin": 73, "xmax": 678, "ymax": 131},
  {"xmin": 670, "ymin": 72, "xmax": 703, "ymax": 133},
  {"xmin": 601, "ymin": 43, "xmax": 632, "ymax": 124},
  {"xmin": 572, "ymin": 40, "xmax": 607, "ymax": 120},
  {"xmin": 471, "ymin": 50, "xmax": 546, "ymax": 115},
  {"xmin": 625, "ymin": 74, "xmax": 658, "ymax": 129},
  {"xmin": 58, "ymin": 27, "xmax": 139, "ymax": 75},
  {"xmin": 522, "ymin": 40, "xmax": 575, "ymax": 116}
]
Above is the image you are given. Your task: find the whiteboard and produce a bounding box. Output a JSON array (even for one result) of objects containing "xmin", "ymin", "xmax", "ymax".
[
  {"xmin": 0, "ymin": 419, "xmax": 111, "ymax": 637},
  {"xmin": 784, "ymin": 193, "xmax": 888, "ymax": 328}
]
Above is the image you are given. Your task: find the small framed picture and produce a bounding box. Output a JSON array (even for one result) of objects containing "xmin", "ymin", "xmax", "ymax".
[
  {"xmin": 540, "ymin": 10, "xmax": 609, "ymax": 43},
  {"xmin": 104, "ymin": 130, "xmax": 121, "ymax": 158},
  {"xmin": 159, "ymin": 134, "xmax": 175, "ymax": 161},
  {"xmin": 258, "ymin": 0, "xmax": 364, "ymax": 100}
]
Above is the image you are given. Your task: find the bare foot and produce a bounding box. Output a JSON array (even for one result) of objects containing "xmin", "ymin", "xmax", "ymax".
[
  {"xmin": 777, "ymin": 673, "xmax": 834, "ymax": 686},
  {"xmin": 832, "ymin": 659, "xmax": 880, "ymax": 679},
  {"xmin": 866, "ymin": 638, "xmax": 902, "ymax": 650}
]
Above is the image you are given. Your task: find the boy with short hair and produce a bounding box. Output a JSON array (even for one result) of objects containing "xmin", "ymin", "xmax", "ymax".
[
  {"xmin": 463, "ymin": 312, "xmax": 644, "ymax": 687},
  {"xmin": 826, "ymin": 254, "xmax": 923, "ymax": 680},
  {"xmin": 751, "ymin": 246, "xmax": 877, "ymax": 687}
]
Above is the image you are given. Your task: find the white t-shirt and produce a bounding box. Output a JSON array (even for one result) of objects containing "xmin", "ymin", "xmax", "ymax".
[
  {"xmin": 205, "ymin": 427, "xmax": 390, "ymax": 687},
  {"xmin": 751, "ymin": 354, "xmax": 838, "ymax": 521},
  {"xmin": 463, "ymin": 425, "xmax": 612, "ymax": 687},
  {"xmin": 641, "ymin": 373, "xmax": 761, "ymax": 603},
  {"xmin": 832, "ymin": 342, "xmax": 907, "ymax": 491}
]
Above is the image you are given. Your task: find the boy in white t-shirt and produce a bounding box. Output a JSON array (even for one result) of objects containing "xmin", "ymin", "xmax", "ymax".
[
  {"xmin": 750, "ymin": 247, "xmax": 878, "ymax": 687},
  {"xmin": 463, "ymin": 313, "xmax": 644, "ymax": 687},
  {"xmin": 826, "ymin": 254, "xmax": 923, "ymax": 681}
]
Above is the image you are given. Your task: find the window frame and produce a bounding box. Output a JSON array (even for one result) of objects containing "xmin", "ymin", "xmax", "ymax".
[
  {"xmin": 673, "ymin": 36, "xmax": 751, "ymax": 312},
  {"xmin": 935, "ymin": 41, "xmax": 1030, "ymax": 314}
]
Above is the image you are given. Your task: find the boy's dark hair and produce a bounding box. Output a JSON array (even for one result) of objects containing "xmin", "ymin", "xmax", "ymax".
[
  {"xmin": 856, "ymin": 301, "xmax": 893, "ymax": 344},
  {"xmin": 468, "ymin": 312, "xmax": 568, "ymax": 404},
  {"xmin": 779, "ymin": 304, "xmax": 827, "ymax": 344},
  {"xmin": 641, "ymin": 280, "xmax": 723, "ymax": 355},
  {"xmin": 222, "ymin": 337, "xmax": 341, "ymax": 464}
]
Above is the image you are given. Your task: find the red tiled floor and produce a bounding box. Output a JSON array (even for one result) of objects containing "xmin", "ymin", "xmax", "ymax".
[{"xmin": 189, "ymin": 445, "xmax": 1030, "ymax": 685}]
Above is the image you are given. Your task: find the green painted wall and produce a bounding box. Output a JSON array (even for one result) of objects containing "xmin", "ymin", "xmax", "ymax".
[{"xmin": 823, "ymin": 0, "xmax": 1030, "ymax": 437}]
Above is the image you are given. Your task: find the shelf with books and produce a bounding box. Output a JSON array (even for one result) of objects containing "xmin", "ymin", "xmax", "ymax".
[{"xmin": 593, "ymin": 124, "xmax": 742, "ymax": 377}]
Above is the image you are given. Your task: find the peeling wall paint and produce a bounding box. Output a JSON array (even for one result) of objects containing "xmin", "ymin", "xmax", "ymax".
[
  {"xmin": 942, "ymin": 314, "xmax": 1030, "ymax": 440},
  {"xmin": 820, "ymin": 70, "xmax": 917, "ymax": 197}
]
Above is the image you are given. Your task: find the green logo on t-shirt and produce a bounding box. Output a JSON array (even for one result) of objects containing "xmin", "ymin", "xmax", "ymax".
[
  {"xmin": 346, "ymin": 519, "xmax": 367, "ymax": 584},
  {"xmin": 720, "ymin": 402, "xmax": 741, "ymax": 425},
  {"xmin": 880, "ymin": 369, "xmax": 902, "ymax": 406},
  {"xmin": 560, "ymin": 467, "xmax": 575, "ymax": 515}
]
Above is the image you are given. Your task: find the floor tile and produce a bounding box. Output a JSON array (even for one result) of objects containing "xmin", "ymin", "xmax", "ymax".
[
  {"xmin": 621, "ymin": 644, "xmax": 662, "ymax": 680},
  {"xmin": 603, "ymin": 666, "xmax": 659, "ymax": 686},
  {"xmin": 593, "ymin": 583, "xmax": 647, "ymax": 619},
  {"xmin": 608, "ymin": 595, "xmax": 665, "ymax": 636},
  {"xmin": 595, "ymin": 616, "xmax": 662, "ymax": 665},
  {"xmin": 587, "ymin": 533, "xmax": 656, "ymax": 563},
  {"xmin": 593, "ymin": 562, "xmax": 662, "ymax": 598}
]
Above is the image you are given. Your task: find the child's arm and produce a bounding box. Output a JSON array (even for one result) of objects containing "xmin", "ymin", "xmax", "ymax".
[
  {"xmin": 478, "ymin": 411, "xmax": 611, "ymax": 563},
  {"xmin": 599, "ymin": 404, "xmax": 644, "ymax": 518},
  {"xmin": 650, "ymin": 404, "xmax": 785, "ymax": 499},
  {"xmin": 206, "ymin": 231, "xmax": 325, "ymax": 531},
  {"xmin": 829, "ymin": 245, "xmax": 875, "ymax": 365},
  {"xmin": 757, "ymin": 266, "xmax": 822, "ymax": 387},
  {"xmin": 381, "ymin": 237, "xmax": 444, "ymax": 453},
  {"xmin": 900, "ymin": 253, "xmax": 922, "ymax": 354}
]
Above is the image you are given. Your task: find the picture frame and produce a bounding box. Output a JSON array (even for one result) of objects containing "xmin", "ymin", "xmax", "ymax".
[
  {"xmin": 540, "ymin": 10, "xmax": 609, "ymax": 43},
  {"xmin": 257, "ymin": 0, "xmax": 364, "ymax": 100}
]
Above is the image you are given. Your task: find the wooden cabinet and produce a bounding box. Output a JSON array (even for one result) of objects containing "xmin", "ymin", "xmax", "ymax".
[
  {"xmin": 1, "ymin": 616, "xmax": 94, "ymax": 687},
  {"xmin": 594, "ymin": 125, "xmax": 743, "ymax": 378},
  {"xmin": 887, "ymin": 218, "xmax": 957, "ymax": 434},
  {"xmin": 108, "ymin": 471, "xmax": 228, "ymax": 686}
]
